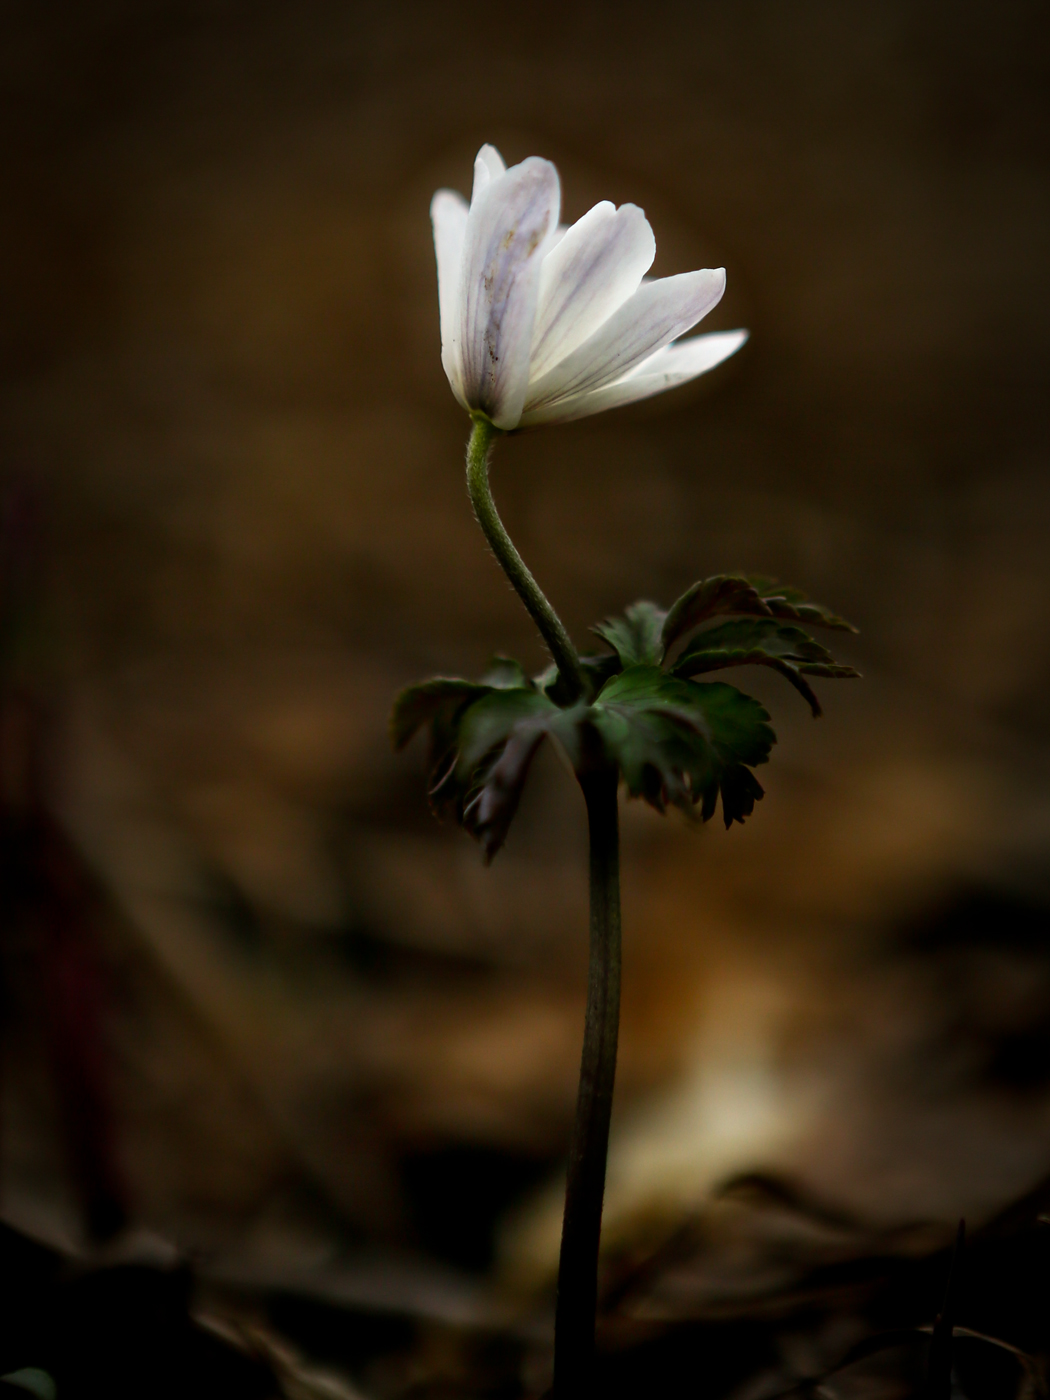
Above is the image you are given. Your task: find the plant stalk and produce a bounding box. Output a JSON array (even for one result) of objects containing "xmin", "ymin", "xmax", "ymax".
[
  {"xmin": 463, "ymin": 421, "xmax": 621, "ymax": 1397},
  {"xmin": 553, "ymin": 763, "xmax": 621, "ymax": 1400},
  {"xmin": 465, "ymin": 418, "xmax": 588, "ymax": 702}
]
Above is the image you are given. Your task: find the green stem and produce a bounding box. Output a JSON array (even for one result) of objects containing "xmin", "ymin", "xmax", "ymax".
[
  {"xmin": 463, "ymin": 418, "xmax": 620, "ymax": 1396},
  {"xmin": 553, "ymin": 764, "xmax": 621, "ymax": 1400},
  {"xmin": 465, "ymin": 419, "xmax": 588, "ymax": 702}
]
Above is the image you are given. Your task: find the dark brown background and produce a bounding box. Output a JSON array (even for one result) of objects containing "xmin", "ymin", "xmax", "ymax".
[{"xmin": 1, "ymin": 0, "xmax": 1049, "ymax": 1340}]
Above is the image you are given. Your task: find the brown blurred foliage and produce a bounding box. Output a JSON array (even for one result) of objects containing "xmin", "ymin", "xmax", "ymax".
[{"xmin": 0, "ymin": 0, "xmax": 1049, "ymax": 1366}]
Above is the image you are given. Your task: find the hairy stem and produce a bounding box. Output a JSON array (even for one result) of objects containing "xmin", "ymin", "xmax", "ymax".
[
  {"xmin": 553, "ymin": 764, "xmax": 621, "ymax": 1400},
  {"xmin": 464, "ymin": 418, "xmax": 620, "ymax": 1394},
  {"xmin": 465, "ymin": 418, "xmax": 588, "ymax": 702}
]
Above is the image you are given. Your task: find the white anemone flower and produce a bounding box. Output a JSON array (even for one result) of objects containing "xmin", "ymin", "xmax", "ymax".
[{"xmin": 431, "ymin": 144, "xmax": 747, "ymax": 431}]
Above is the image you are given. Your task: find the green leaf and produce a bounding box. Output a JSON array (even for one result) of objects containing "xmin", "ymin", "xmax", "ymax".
[
  {"xmin": 453, "ymin": 688, "xmax": 561, "ymax": 774},
  {"xmin": 662, "ymin": 576, "xmax": 767, "ymax": 649},
  {"xmin": 746, "ymin": 576, "xmax": 857, "ymax": 632},
  {"xmin": 480, "ymin": 655, "xmax": 533, "ymax": 689},
  {"xmin": 390, "ymin": 677, "xmax": 492, "ymax": 751},
  {"xmin": 1, "ymin": 1372, "xmax": 56, "ymax": 1400},
  {"xmin": 430, "ymin": 687, "xmax": 588, "ymax": 861},
  {"xmin": 394, "ymin": 574, "xmax": 857, "ymax": 855},
  {"xmin": 460, "ymin": 724, "xmax": 551, "ymax": 862},
  {"xmin": 671, "ymin": 618, "xmax": 861, "ymax": 717},
  {"xmin": 591, "ymin": 665, "xmax": 774, "ymax": 826},
  {"xmin": 661, "ymin": 574, "xmax": 856, "ymax": 652},
  {"xmin": 593, "ymin": 600, "xmax": 668, "ymax": 667}
]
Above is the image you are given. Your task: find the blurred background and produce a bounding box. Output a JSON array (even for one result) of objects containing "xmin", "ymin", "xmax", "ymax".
[{"xmin": 1, "ymin": 2, "xmax": 1049, "ymax": 1395}]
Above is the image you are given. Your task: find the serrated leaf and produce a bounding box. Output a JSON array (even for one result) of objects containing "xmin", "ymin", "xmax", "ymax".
[
  {"xmin": 396, "ymin": 574, "xmax": 857, "ymax": 854},
  {"xmin": 671, "ymin": 617, "xmax": 861, "ymax": 717},
  {"xmin": 661, "ymin": 576, "xmax": 768, "ymax": 649},
  {"xmin": 480, "ymin": 655, "xmax": 533, "ymax": 689},
  {"xmin": 453, "ymin": 688, "xmax": 561, "ymax": 774},
  {"xmin": 461, "ymin": 723, "xmax": 550, "ymax": 861},
  {"xmin": 591, "ymin": 665, "xmax": 774, "ymax": 827},
  {"xmin": 430, "ymin": 687, "xmax": 588, "ymax": 861},
  {"xmin": 745, "ymin": 576, "xmax": 857, "ymax": 632},
  {"xmin": 390, "ymin": 677, "xmax": 492, "ymax": 751},
  {"xmin": 593, "ymin": 600, "xmax": 668, "ymax": 667},
  {"xmin": 662, "ymin": 575, "xmax": 857, "ymax": 652},
  {"xmin": 718, "ymin": 764, "xmax": 767, "ymax": 826}
]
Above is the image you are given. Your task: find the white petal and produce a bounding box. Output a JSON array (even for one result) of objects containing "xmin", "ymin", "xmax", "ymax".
[
  {"xmin": 430, "ymin": 189, "xmax": 470, "ymax": 406},
  {"xmin": 519, "ymin": 329, "xmax": 748, "ymax": 426},
  {"xmin": 525, "ymin": 267, "xmax": 726, "ymax": 411},
  {"xmin": 458, "ymin": 157, "xmax": 560, "ymax": 429},
  {"xmin": 471, "ymin": 144, "xmax": 507, "ymax": 204},
  {"xmin": 622, "ymin": 328, "xmax": 748, "ymax": 385},
  {"xmin": 528, "ymin": 202, "xmax": 655, "ymax": 381}
]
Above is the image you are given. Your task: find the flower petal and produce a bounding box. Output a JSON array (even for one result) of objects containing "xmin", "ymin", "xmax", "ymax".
[
  {"xmin": 471, "ymin": 144, "xmax": 507, "ymax": 204},
  {"xmin": 430, "ymin": 189, "xmax": 470, "ymax": 406},
  {"xmin": 524, "ymin": 267, "xmax": 726, "ymax": 412},
  {"xmin": 458, "ymin": 157, "xmax": 561, "ymax": 429},
  {"xmin": 528, "ymin": 201, "xmax": 655, "ymax": 381},
  {"xmin": 519, "ymin": 329, "xmax": 747, "ymax": 426}
]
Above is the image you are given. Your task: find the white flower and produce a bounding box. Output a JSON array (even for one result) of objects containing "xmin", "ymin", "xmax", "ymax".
[{"xmin": 431, "ymin": 144, "xmax": 747, "ymax": 432}]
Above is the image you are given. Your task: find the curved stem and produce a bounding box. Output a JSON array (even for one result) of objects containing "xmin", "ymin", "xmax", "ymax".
[
  {"xmin": 464, "ymin": 416, "xmax": 620, "ymax": 1395},
  {"xmin": 465, "ymin": 418, "xmax": 588, "ymax": 702},
  {"xmin": 553, "ymin": 764, "xmax": 621, "ymax": 1400}
]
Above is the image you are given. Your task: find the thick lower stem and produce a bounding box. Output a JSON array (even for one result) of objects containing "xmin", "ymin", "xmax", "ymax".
[
  {"xmin": 465, "ymin": 418, "xmax": 588, "ymax": 702},
  {"xmin": 553, "ymin": 765, "xmax": 621, "ymax": 1400}
]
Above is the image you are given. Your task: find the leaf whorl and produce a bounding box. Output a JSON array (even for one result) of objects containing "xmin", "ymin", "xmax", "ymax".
[{"xmin": 392, "ymin": 577, "xmax": 857, "ymax": 857}]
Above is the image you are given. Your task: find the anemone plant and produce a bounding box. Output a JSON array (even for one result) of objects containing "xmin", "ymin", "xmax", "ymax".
[{"xmin": 393, "ymin": 144, "xmax": 859, "ymax": 1400}]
